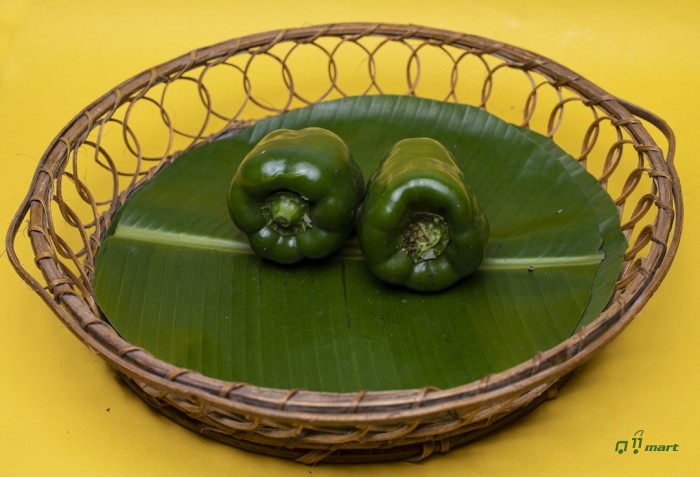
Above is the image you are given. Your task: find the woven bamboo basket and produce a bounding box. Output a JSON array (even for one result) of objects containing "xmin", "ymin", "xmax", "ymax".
[{"xmin": 6, "ymin": 23, "xmax": 682, "ymax": 464}]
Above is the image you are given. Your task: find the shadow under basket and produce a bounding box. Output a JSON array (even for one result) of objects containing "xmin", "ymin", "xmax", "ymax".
[{"xmin": 6, "ymin": 23, "xmax": 683, "ymax": 464}]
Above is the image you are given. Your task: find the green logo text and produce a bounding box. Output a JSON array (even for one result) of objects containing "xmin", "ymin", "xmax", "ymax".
[{"xmin": 615, "ymin": 430, "xmax": 680, "ymax": 454}]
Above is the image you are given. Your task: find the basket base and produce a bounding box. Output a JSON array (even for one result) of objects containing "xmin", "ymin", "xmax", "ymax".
[{"xmin": 115, "ymin": 371, "xmax": 575, "ymax": 464}]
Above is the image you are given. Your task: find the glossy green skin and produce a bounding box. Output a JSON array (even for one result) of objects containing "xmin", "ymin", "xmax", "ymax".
[
  {"xmin": 358, "ymin": 138, "xmax": 489, "ymax": 292},
  {"xmin": 228, "ymin": 127, "xmax": 364, "ymax": 264}
]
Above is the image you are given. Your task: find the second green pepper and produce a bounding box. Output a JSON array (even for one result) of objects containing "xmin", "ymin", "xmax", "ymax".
[
  {"xmin": 228, "ymin": 127, "xmax": 364, "ymax": 264},
  {"xmin": 358, "ymin": 138, "xmax": 489, "ymax": 292}
]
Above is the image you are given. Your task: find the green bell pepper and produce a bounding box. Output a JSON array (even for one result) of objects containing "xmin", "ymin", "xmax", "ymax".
[
  {"xmin": 228, "ymin": 127, "xmax": 364, "ymax": 264},
  {"xmin": 358, "ymin": 138, "xmax": 489, "ymax": 292}
]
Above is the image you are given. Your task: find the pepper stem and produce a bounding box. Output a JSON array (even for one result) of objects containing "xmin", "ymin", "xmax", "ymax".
[
  {"xmin": 261, "ymin": 192, "xmax": 311, "ymax": 236},
  {"xmin": 402, "ymin": 212, "xmax": 449, "ymax": 263}
]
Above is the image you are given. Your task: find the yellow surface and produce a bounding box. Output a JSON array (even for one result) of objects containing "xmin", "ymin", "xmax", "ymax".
[{"xmin": 1, "ymin": 0, "xmax": 698, "ymax": 475}]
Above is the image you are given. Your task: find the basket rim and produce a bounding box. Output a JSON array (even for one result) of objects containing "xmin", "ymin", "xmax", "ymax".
[{"xmin": 5, "ymin": 22, "xmax": 683, "ymax": 425}]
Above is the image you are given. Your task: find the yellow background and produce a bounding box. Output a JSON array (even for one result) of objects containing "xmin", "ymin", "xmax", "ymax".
[{"xmin": 1, "ymin": 0, "xmax": 698, "ymax": 475}]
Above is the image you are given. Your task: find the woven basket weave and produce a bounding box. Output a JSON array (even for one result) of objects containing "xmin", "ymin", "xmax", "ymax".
[{"xmin": 6, "ymin": 23, "xmax": 682, "ymax": 464}]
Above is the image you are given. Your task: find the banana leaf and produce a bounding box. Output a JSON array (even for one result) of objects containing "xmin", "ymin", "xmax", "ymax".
[{"xmin": 93, "ymin": 96, "xmax": 626, "ymax": 392}]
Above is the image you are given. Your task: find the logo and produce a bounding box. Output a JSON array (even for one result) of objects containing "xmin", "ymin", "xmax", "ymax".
[{"xmin": 615, "ymin": 429, "xmax": 680, "ymax": 454}]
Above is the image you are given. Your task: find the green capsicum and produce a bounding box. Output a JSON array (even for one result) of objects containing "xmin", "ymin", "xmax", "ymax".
[
  {"xmin": 358, "ymin": 137, "xmax": 489, "ymax": 292},
  {"xmin": 228, "ymin": 127, "xmax": 364, "ymax": 264}
]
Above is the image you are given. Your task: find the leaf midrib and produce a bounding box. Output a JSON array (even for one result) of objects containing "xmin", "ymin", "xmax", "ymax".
[{"xmin": 112, "ymin": 224, "xmax": 604, "ymax": 269}]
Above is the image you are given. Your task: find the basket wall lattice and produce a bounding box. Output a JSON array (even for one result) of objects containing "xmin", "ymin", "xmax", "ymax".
[{"xmin": 7, "ymin": 23, "xmax": 682, "ymax": 464}]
